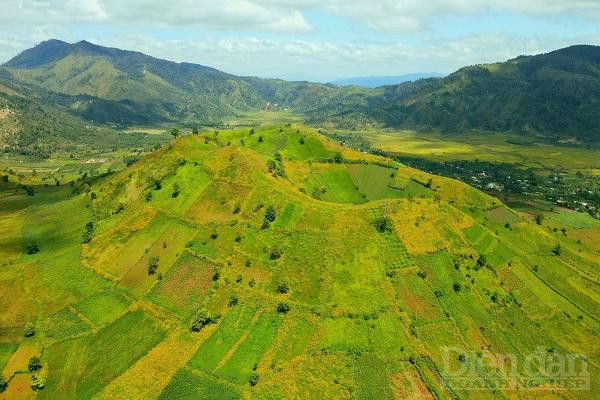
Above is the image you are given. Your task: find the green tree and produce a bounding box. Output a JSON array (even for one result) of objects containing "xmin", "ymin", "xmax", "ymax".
[
  {"xmin": 552, "ymin": 243, "xmax": 562, "ymax": 256},
  {"xmin": 535, "ymin": 213, "xmax": 543, "ymax": 225},
  {"xmin": 148, "ymin": 256, "xmax": 159, "ymax": 275},
  {"xmin": 373, "ymin": 216, "xmax": 393, "ymax": 233},
  {"xmin": 0, "ymin": 375, "xmax": 7, "ymax": 392},
  {"xmin": 264, "ymin": 206, "xmax": 276, "ymax": 223},
  {"xmin": 24, "ymin": 241, "xmax": 40, "ymax": 255},
  {"xmin": 172, "ymin": 182, "xmax": 180, "ymax": 198},
  {"xmin": 28, "ymin": 356, "xmax": 42, "ymax": 372},
  {"xmin": 192, "ymin": 127, "xmax": 199, "ymax": 135},
  {"xmin": 249, "ymin": 372, "xmax": 259, "ymax": 386},
  {"xmin": 191, "ymin": 309, "xmax": 218, "ymax": 331},
  {"xmin": 276, "ymin": 281, "xmax": 289, "ymax": 294},
  {"xmin": 277, "ymin": 302, "xmax": 290, "ymax": 313},
  {"xmin": 24, "ymin": 322, "xmax": 35, "ymax": 337},
  {"xmin": 170, "ymin": 127, "xmax": 180, "ymax": 139}
]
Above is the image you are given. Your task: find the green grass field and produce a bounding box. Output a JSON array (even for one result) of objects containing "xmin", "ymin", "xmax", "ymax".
[{"xmin": 0, "ymin": 125, "xmax": 598, "ymax": 399}]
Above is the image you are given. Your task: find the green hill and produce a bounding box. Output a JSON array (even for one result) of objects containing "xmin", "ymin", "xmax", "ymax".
[
  {"xmin": 1, "ymin": 126, "xmax": 597, "ymax": 398},
  {"xmin": 4, "ymin": 41, "xmax": 600, "ymax": 144}
]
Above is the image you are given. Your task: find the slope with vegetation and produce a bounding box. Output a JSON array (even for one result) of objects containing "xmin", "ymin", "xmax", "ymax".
[
  {"xmin": 0, "ymin": 126, "xmax": 598, "ymax": 399},
  {"xmin": 3, "ymin": 40, "xmax": 600, "ymax": 147}
]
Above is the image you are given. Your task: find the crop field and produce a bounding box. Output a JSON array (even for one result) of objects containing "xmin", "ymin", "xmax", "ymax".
[{"xmin": 0, "ymin": 125, "xmax": 598, "ymax": 399}]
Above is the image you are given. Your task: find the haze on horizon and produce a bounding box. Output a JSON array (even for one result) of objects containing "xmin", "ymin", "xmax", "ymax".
[{"xmin": 1, "ymin": 0, "xmax": 599, "ymax": 82}]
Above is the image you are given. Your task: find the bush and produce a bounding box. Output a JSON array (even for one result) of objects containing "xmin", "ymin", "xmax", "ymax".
[
  {"xmin": 228, "ymin": 295, "xmax": 238, "ymax": 307},
  {"xmin": 552, "ymin": 243, "xmax": 561, "ymax": 256},
  {"xmin": 249, "ymin": 372, "xmax": 259, "ymax": 386},
  {"xmin": 24, "ymin": 322, "xmax": 35, "ymax": 337},
  {"xmin": 24, "ymin": 241, "xmax": 40, "ymax": 255},
  {"xmin": 276, "ymin": 281, "xmax": 289, "ymax": 294},
  {"xmin": 31, "ymin": 374, "xmax": 45, "ymax": 391},
  {"xmin": 172, "ymin": 183, "xmax": 180, "ymax": 198},
  {"xmin": 453, "ymin": 282, "xmax": 462, "ymax": 292},
  {"xmin": 191, "ymin": 309, "xmax": 218, "ymax": 331},
  {"xmin": 270, "ymin": 249, "xmax": 282, "ymax": 260},
  {"xmin": 82, "ymin": 221, "xmax": 94, "ymax": 244},
  {"xmin": 277, "ymin": 302, "xmax": 290, "ymax": 313},
  {"xmin": 148, "ymin": 256, "xmax": 159, "ymax": 275},
  {"xmin": 264, "ymin": 206, "xmax": 276, "ymax": 223},
  {"xmin": 0, "ymin": 375, "xmax": 7, "ymax": 392},
  {"xmin": 145, "ymin": 192, "xmax": 153, "ymax": 202},
  {"xmin": 373, "ymin": 216, "xmax": 393, "ymax": 233},
  {"xmin": 28, "ymin": 355, "xmax": 42, "ymax": 372}
]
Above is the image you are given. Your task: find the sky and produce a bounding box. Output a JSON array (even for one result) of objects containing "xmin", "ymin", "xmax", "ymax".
[{"xmin": 0, "ymin": 1, "xmax": 599, "ymax": 82}]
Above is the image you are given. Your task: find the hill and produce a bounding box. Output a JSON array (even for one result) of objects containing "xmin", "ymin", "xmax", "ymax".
[
  {"xmin": 330, "ymin": 73, "xmax": 444, "ymax": 88},
  {"xmin": 0, "ymin": 126, "xmax": 597, "ymax": 398},
  {"xmin": 3, "ymin": 41, "xmax": 600, "ymax": 146}
]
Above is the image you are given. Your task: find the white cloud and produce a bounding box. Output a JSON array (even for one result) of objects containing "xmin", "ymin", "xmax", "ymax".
[{"xmin": 88, "ymin": 32, "xmax": 600, "ymax": 81}]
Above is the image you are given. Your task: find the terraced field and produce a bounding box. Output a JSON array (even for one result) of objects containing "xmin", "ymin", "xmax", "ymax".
[{"xmin": 0, "ymin": 125, "xmax": 598, "ymax": 399}]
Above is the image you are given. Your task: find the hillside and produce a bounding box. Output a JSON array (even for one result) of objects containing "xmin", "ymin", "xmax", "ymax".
[
  {"xmin": 349, "ymin": 45, "xmax": 600, "ymax": 142},
  {"xmin": 4, "ymin": 41, "xmax": 600, "ymax": 143},
  {"xmin": 1, "ymin": 126, "xmax": 597, "ymax": 398}
]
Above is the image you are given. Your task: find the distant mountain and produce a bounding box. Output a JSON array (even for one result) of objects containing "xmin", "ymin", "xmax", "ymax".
[
  {"xmin": 330, "ymin": 73, "xmax": 444, "ymax": 88},
  {"xmin": 3, "ymin": 40, "xmax": 600, "ymax": 145}
]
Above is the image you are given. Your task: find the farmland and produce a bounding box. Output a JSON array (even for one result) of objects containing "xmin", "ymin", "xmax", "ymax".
[{"xmin": 0, "ymin": 125, "xmax": 598, "ymax": 399}]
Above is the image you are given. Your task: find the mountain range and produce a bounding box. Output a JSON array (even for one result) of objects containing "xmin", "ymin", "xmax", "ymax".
[{"xmin": 1, "ymin": 40, "xmax": 600, "ymax": 152}]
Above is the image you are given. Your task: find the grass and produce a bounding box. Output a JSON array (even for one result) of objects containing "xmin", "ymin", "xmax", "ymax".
[
  {"xmin": 159, "ymin": 367, "xmax": 241, "ymax": 400},
  {"xmin": 1, "ymin": 125, "xmax": 599, "ymax": 399},
  {"xmin": 73, "ymin": 290, "xmax": 131, "ymax": 327}
]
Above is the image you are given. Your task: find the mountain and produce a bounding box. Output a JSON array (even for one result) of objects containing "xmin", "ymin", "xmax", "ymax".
[
  {"xmin": 1, "ymin": 125, "xmax": 597, "ymax": 398},
  {"xmin": 319, "ymin": 45, "xmax": 600, "ymax": 142},
  {"xmin": 3, "ymin": 40, "xmax": 600, "ymax": 144},
  {"xmin": 330, "ymin": 73, "xmax": 444, "ymax": 88}
]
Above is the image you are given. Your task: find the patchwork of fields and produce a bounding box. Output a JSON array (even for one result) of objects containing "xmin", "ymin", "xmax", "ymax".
[{"xmin": 0, "ymin": 125, "xmax": 598, "ymax": 399}]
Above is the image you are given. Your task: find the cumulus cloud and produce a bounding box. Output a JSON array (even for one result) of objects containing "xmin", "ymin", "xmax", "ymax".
[
  {"xmin": 0, "ymin": 0, "xmax": 313, "ymax": 33},
  {"xmin": 90, "ymin": 32, "xmax": 600, "ymax": 81}
]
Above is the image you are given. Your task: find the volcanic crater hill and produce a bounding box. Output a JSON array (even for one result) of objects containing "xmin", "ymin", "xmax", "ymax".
[{"xmin": 0, "ymin": 125, "xmax": 599, "ymax": 399}]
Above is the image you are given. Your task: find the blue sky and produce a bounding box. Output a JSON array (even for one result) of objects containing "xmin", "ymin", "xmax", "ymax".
[{"xmin": 0, "ymin": 1, "xmax": 599, "ymax": 81}]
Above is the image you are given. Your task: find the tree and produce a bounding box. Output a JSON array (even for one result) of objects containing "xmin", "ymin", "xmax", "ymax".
[
  {"xmin": 277, "ymin": 302, "xmax": 290, "ymax": 313},
  {"xmin": 170, "ymin": 127, "xmax": 180, "ymax": 139},
  {"xmin": 82, "ymin": 222, "xmax": 94, "ymax": 244},
  {"xmin": 334, "ymin": 152, "xmax": 343, "ymax": 164},
  {"xmin": 191, "ymin": 309, "xmax": 218, "ymax": 331},
  {"xmin": 24, "ymin": 241, "xmax": 40, "ymax": 255},
  {"xmin": 374, "ymin": 216, "xmax": 393, "ymax": 233},
  {"xmin": 299, "ymin": 137, "xmax": 305, "ymax": 145},
  {"xmin": 28, "ymin": 356, "xmax": 42, "ymax": 372},
  {"xmin": 148, "ymin": 256, "xmax": 159, "ymax": 275},
  {"xmin": 24, "ymin": 322, "xmax": 35, "ymax": 337},
  {"xmin": 172, "ymin": 182, "xmax": 180, "ymax": 198},
  {"xmin": 31, "ymin": 375, "xmax": 45, "ymax": 391},
  {"xmin": 453, "ymin": 282, "xmax": 462, "ymax": 292},
  {"xmin": 249, "ymin": 372, "xmax": 259, "ymax": 386},
  {"xmin": 535, "ymin": 213, "xmax": 543, "ymax": 225},
  {"xmin": 0, "ymin": 375, "xmax": 7, "ymax": 392},
  {"xmin": 264, "ymin": 206, "xmax": 276, "ymax": 223},
  {"xmin": 228, "ymin": 295, "xmax": 238, "ymax": 307},
  {"xmin": 552, "ymin": 243, "xmax": 562, "ymax": 256},
  {"xmin": 276, "ymin": 281, "xmax": 289, "ymax": 294},
  {"xmin": 258, "ymin": 136, "xmax": 263, "ymax": 143},
  {"xmin": 192, "ymin": 127, "xmax": 199, "ymax": 135}
]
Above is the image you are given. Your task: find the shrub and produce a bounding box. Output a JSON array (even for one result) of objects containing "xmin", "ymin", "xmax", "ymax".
[
  {"xmin": 552, "ymin": 244, "xmax": 561, "ymax": 256},
  {"xmin": 258, "ymin": 136, "xmax": 263, "ymax": 143},
  {"xmin": 276, "ymin": 281, "xmax": 289, "ymax": 294},
  {"xmin": 24, "ymin": 241, "xmax": 40, "ymax": 255},
  {"xmin": 299, "ymin": 137, "xmax": 305, "ymax": 145},
  {"xmin": 453, "ymin": 282, "xmax": 462, "ymax": 292},
  {"xmin": 416, "ymin": 271, "xmax": 427, "ymax": 279},
  {"xmin": 373, "ymin": 216, "xmax": 393, "ymax": 233},
  {"xmin": 82, "ymin": 222, "xmax": 94, "ymax": 244},
  {"xmin": 24, "ymin": 322, "xmax": 35, "ymax": 337},
  {"xmin": 190, "ymin": 309, "xmax": 218, "ymax": 331},
  {"xmin": 228, "ymin": 295, "xmax": 239, "ymax": 307},
  {"xmin": 264, "ymin": 206, "xmax": 276, "ymax": 223},
  {"xmin": 458, "ymin": 354, "xmax": 466, "ymax": 363},
  {"xmin": 233, "ymin": 203, "xmax": 241, "ymax": 214},
  {"xmin": 270, "ymin": 249, "xmax": 282, "ymax": 260},
  {"xmin": 28, "ymin": 356, "xmax": 42, "ymax": 372},
  {"xmin": 145, "ymin": 192, "xmax": 153, "ymax": 202},
  {"xmin": 148, "ymin": 256, "xmax": 159, "ymax": 275},
  {"xmin": 277, "ymin": 302, "xmax": 290, "ymax": 313},
  {"xmin": 334, "ymin": 152, "xmax": 343, "ymax": 164},
  {"xmin": 249, "ymin": 372, "xmax": 259, "ymax": 386},
  {"xmin": 172, "ymin": 183, "xmax": 180, "ymax": 198},
  {"xmin": 535, "ymin": 214, "xmax": 543, "ymax": 225},
  {"xmin": 0, "ymin": 375, "xmax": 7, "ymax": 392},
  {"xmin": 30, "ymin": 375, "xmax": 45, "ymax": 391}
]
